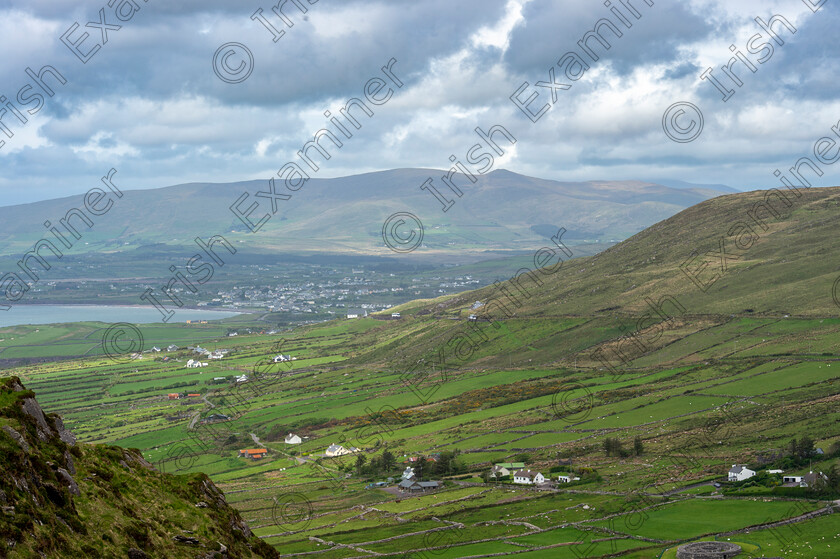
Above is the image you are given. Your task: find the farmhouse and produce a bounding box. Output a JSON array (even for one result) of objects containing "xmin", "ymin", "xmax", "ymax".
[
  {"xmin": 800, "ymin": 471, "xmax": 828, "ymax": 488},
  {"xmin": 513, "ymin": 470, "xmax": 545, "ymax": 485},
  {"xmin": 346, "ymin": 309, "xmax": 367, "ymax": 319},
  {"xmin": 325, "ymin": 444, "xmax": 356, "ymax": 457},
  {"xmin": 557, "ymin": 475, "xmax": 580, "ymax": 483},
  {"xmin": 402, "ymin": 467, "xmax": 416, "ymax": 480},
  {"xmin": 284, "ymin": 433, "xmax": 302, "ymax": 445},
  {"xmin": 167, "ymin": 345, "xmax": 179, "ymax": 352},
  {"xmin": 728, "ymin": 464, "xmax": 756, "ymax": 482},
  {"xmin": 238, "ymin": 448, "xmax": 268, "ymax": 460},
  {"xmin": 274, "ymin": 354, "xmax": 296, "ymax": 363},
  {"xmin": 489, "ymin": 465, "xmax": 510, "ymax": 478},
  {"xmin": 186, "ymin": 359, "xmax": 208, "ymax": 368}
]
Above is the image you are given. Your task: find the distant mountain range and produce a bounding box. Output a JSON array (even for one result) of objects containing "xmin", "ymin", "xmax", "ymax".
[{"xmin": 0, "ymin": 169, "xmax": 731, "ymax": 259}]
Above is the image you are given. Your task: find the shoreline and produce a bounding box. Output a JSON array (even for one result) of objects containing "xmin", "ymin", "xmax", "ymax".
[{"xmin": 4, "ymin": 303, "xmax": 249, "ymax": 314}]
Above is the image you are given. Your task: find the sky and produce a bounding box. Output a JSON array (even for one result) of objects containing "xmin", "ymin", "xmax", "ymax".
[{"xmin": 0, "ymin": 0, "xmax": 838, "ymax": 204}]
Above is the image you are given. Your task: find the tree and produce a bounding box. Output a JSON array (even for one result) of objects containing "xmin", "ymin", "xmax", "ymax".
[
  {"xmin": 826, "ymin": 464, "xmax": 840, "ymax": 492},
  {"xmin": 355, "ymin": 454, "xmax": 367, "ymax": 477},
  {"xmin": 413, "ymin": 459, "xmax": 425, "ymax": 481},
  {"xmin": 634, "ymin": 437, "xmax": 644, "ymax": 456},
  {"xmin": 797, "ymin": 435, "xmax": 816, "ymax": 459},
  {"xmin": 381, "ymin": 450, "xmax": 396, "ymax": 472},
  {"xmin": 604, "ymin": 437, "xmax": 624, "ymax": 457}
]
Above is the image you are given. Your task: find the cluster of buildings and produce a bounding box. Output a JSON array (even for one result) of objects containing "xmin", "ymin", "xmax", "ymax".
[
  {"xmin": 728, "ymin": 464, "xmax": 827, "ymax": 487},
  {"xmin": 488, "ymin": 462, "xmax": 578, "ymax": 486},
  {"xmin": 167, "ymin": 393, "xmax": 201, "ymax": 400}
]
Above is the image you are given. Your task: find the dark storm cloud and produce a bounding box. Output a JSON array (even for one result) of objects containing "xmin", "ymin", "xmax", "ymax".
[{"xmin": 503, "ymin": 0, "xmax": 714, "ymax": 77}]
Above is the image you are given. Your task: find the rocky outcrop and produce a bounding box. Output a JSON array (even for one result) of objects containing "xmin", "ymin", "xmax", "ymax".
[
  {"xmin": 54, "ymin": 416, "xmax": 77, "ymax": 446},
  {"xmin": 21, "ymin": 396, "xmax": 53, "ymax": 441},
  {"xmin": 0, "ymin": 377, "xmax": 278, "ymax": 558},
  {"xmin": 2, "ymin": 425, "xmax": 30, "ymax": 452}
]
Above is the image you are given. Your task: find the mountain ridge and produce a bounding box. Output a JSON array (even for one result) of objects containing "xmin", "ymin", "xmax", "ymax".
[{"xmin": 0, "ymin": 169, "xmax": 728, "ymax": 259}]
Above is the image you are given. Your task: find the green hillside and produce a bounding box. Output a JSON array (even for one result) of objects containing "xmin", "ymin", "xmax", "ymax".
[{"xmin": 438, "ymin": 185, "xmax": 840, "ymax": 317}]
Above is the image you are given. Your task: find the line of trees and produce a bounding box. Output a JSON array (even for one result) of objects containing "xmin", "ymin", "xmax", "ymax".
[
  {"xmin": 604, "ymin": 436, "xmax": 644, "ymax": 457},
  {"xmin": 348, "ymin": 450, "xmax": 464, "ymax": 479}
]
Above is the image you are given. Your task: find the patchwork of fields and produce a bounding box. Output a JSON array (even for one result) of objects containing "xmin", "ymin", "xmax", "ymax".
[{"xmin": 4, "ymin": 309, "xmax": 840, "ymax": 557}]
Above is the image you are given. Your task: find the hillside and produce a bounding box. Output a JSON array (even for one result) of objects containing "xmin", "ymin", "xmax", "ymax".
[
  {"xmin": 415, "ymin": 185, "xmax": 840, "ymax": 318},
  {"xmin": 0, "ymin": 169, "xmax": 725, "ymax": 260},
  {"xmin": 0, "ymin": 377, "xmax": 278, "ymax": 558}
]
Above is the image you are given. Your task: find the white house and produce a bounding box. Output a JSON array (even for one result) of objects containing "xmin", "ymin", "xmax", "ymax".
[
  {"xmin": 558, "ymin": 475, "xmax": 580, "ymax": 483},
  {"xmin": 391, "ymin": 312, "xmax": 401, "ymax": 319},
  {"xmin": 402, "ymin": 467, "xmax": 416, "ymax": 480},
  {"xmin": 347, "ymin": 310, "xmax": 367, "ymax": 319},
  {"xmin": 325, "ymin": 444, "xmax": 354, "ymax": 457},
  {"xmin": 513, "ymin": 469, "xmax": 545, "ymax": 485},
  {"xmin": 489, "ymin": 465, "xmax": 510, "ymax": 479},
  {"xmin": 728, "ymin": 464, "xmax": 756, "ymax": 482},
  {"xmin": 274, "ymin": 354, "xmax": 296, "ymax": 363},
  {"xmin": 284, "ymin": 433, "xmax": 302, "ymax": 445},
  {"xmin": 783, "ymin": 475, "xmax": 803, "ymax": 484},
  {"xmin": 186, "ymin": 359, "xmax": 208, "ymax": 368}
]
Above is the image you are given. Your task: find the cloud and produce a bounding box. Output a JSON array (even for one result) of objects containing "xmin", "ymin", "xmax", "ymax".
[{"xmin": 1, "ymin": 0, "xmax": 839, "ymax": 205}]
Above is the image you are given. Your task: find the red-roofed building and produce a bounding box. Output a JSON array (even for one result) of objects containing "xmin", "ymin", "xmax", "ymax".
[{"xmin": 239, "ymin": 449, "xmax": 268, "ymax": 460}]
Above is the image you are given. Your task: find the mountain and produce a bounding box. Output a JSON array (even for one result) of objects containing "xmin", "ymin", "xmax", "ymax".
[
  {"xmin": 0, "ymin": 169, "xmax": 725, "ymax": 260},
  {"xmin": 0, "ymin": 377, "xmax": 278, "ymax": 558}
]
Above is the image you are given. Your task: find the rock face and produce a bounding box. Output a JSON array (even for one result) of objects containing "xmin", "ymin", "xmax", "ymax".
[
  {"xmin": 21, "ymin": 397, "xmax": 54, "ymax": 441},
  {"xmin": 2, "ymin": 425, "xmax": 30, "ymax": 452},
  {"xmin": 54, "ymin": 416, "xmax": 77, "ymax": 446},
  {"xmin": 57, "ymin": 468, "xmax": 80, "ymax": 496}
]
